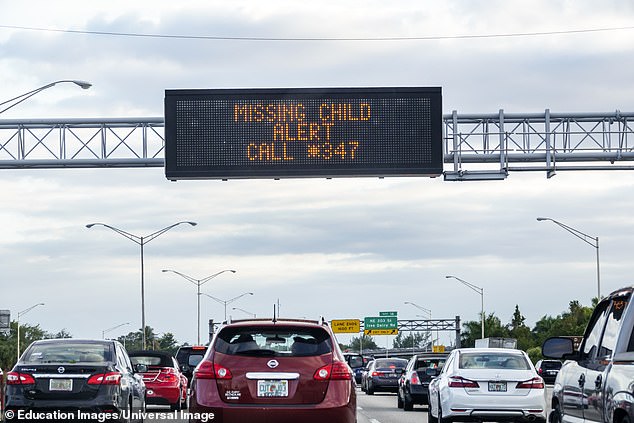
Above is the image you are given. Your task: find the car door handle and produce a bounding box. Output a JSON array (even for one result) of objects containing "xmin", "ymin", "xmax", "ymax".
[
  {"xmin": 594, "ymin": 374, "xmax": 602, "ymax": 389},
  {"xmin": 578, "ymin": 373, "xmax": 585, "ymax": 386}
]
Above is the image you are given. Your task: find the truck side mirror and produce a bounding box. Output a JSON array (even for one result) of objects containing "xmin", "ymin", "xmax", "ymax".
[{"xmin": 542, "ymin": 337, "xmax": 575, "ymax": 360}]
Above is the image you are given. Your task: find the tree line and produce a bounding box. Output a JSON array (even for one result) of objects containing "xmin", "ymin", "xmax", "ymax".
[{"xmin": 0, "ymin": 323, "xmax": 180, "ymax": 371}]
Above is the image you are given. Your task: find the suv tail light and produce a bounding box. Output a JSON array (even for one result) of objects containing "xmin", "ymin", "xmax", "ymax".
[
  {"xmin": 87, "ymin": 372, "xmax": 122, "ymax": 385},
  {"xmin": 448, "ymin": 376, "xmax": 479, "ymax": 388},
  {"xmin": 195, "ymin": 361, "xmax": 232, "ymax": 380},
  {"xmin": 6, "ymin": 372, "xmax": 35, "ymax": 385},
  {"xmin": 314, "ymin": 361, "xmax": 352, "ymax": 381},
  {"xmin": 516, "ymin": 377, "xmax": 545, "ymax": 389}
]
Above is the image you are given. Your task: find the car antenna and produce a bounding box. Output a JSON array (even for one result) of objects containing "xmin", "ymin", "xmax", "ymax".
[{"xmin": 273, "ymin": 303, "xmax": 277, "ymax": 323}]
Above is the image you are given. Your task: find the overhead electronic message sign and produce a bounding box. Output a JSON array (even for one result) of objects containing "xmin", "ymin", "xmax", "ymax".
[{"xmin": 164, "ymin": 87, "xmax": 442, "ymax": 180}]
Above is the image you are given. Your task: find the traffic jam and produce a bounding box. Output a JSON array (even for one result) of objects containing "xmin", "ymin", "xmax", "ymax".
[{"xmin": 1, "ymin": 285, "xmax": 633, "ymax": 423}]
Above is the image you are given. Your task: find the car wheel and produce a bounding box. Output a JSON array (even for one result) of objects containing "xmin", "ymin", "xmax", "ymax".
[
  {"xmin": 366, "ymin": 382, "xmax": 374, "ymax": 395},
  {"xmin": 119, "ymin": 398, "xmax": 132, "ymax": 423},
  {"xmin": 438, "ymin": 394, "xmax": 450, "ymax": 423},
  {"xmin": 549, "ymin": 402, "xmax": 562, "ymax": 423},
  {"xmin": 181, "ymin": 389, "xmax": 189, "ymax": 410},
  {"xmin": 403, "ymin": 392, "xmax": 413, "ymax": 411},
  {"xmin": 397, "ymin": 389, "xmax": 404, "ymax": 408},
  {"xmin": 428, "ymin": 398, "xmax": 439, "ymax": 423}
]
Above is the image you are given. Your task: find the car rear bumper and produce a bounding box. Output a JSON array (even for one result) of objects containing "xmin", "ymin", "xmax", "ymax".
[
  {"xmin": 145, "ymin": 384, "xmax": 181, "ymax": 405},
  {"xmin": 440, "ymin": 390, "xmax": 547, "ymax": 422},
  {"xmin": 190, "ymin": 379, "xmax": 356, "ymax": 423}
]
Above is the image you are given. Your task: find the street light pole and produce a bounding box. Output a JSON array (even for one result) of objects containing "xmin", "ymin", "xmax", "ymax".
[
  {"xmin": 201, "ymin": 292, "xmax": 254, "ymax": 321},
  {"xmin": 537, "ymin": 217, "xmax": 601, "ymax": 300},
  {"xmin": 232, "ymin": 307, "xmax": 256, "ymax": 318},
  {"xmin": 445, "ymin": 275, "xmax": 484, "ymax": 339},
  {"xmin": 162, "ymin": 269, "xmax": 236, "ymax": 345},
  {"xmin": 404, "ymin": 301, "xmax": 432, "ymax": 351},
  {"xmin": 0, "ymin": 80, "xmax": 92, "ymax": 114},
  {"xmin": 102, "ymin": 322, "xmax": 130, "ymax": 339},
  {"xmin": 17, "ymin": 303, "xmax": 45, "ymax": 361},
  {"xmin": 86, "ymin": 221, "xmax": 197, "ymax": 349}
]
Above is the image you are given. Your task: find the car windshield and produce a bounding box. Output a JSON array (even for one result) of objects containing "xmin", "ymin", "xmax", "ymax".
[
  {"xmin": 542, "ymin": 361, "xmax": 562, "ymax": 370},
  {"xmin": 459, "ymin": 352, "xmax": 530, "ymax": 370},
  {"xmin": 22, "ymin": 342, "xmax": 112, "ymax": 364},
  {"xmin": 129, "ymin": 354, "xmax": 173, "ymax": 368},
  {"xmin": 214, "ymin": 325, "xmax": 333, "ymax": 357}
]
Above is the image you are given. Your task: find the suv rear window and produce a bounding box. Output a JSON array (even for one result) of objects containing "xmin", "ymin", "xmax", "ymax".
[
  {"xmin": 541, "ymin": 361, "xmax": 562, "ymax": 370},
  {"xmin": 214, "ymin": 325, "xmax": 333, "ymax": 357}
]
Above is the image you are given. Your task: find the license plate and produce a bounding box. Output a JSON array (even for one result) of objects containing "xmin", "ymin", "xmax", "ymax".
[
  {"xmin": 257, "ymin": 380, "xmax": 288, "ymax": 397},
  {"xmin": 488, "ymin": 381, "xmax": 507, "ymax": 392},
  {"xmin": 50, "ymin": 378, "xmax": 73, "ymax": 391}
]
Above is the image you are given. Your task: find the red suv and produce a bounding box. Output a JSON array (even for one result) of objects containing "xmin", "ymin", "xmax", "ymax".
[{"xmin": 189, "ymin": 318, "xmax": 356, "ymax": 423}]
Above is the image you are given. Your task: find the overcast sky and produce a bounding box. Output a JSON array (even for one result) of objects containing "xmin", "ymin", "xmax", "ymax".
[{"xmin": 1, "ymin": 0, "xmax": 634, "ymax": 347}]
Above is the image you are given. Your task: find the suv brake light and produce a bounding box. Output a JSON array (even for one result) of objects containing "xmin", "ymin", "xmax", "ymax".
[
  {"xmin": 6, "ymin": 372, "xmax": 35, "ymax": 385},
  {"xmin": 516, "ymin": 377, "xmax": 545, "ymax": 389},
  {"xmin": 87, "ymin": 372, "xmax": 122, "ymax": 385},
  {"xmin": 314, "ymin": 361, "xmax": 352, "ymax": 381},
  {"xmin": 195, "ymin": 361, "xmax": 232, "ymax": 380},
  {"xmin": 448, "ymin": 376, "xmax": 479, "ymax": 388}
]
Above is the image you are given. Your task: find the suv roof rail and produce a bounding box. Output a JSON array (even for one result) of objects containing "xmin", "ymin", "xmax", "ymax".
[{"xmin": 225, "ymin": 317, "xmax": 322, "ymax": 324}]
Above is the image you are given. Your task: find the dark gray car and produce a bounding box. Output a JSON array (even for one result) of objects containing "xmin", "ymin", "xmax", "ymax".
[{"xmin": 4, "ymin": 338, "xmax": 146, "ymax": 422}]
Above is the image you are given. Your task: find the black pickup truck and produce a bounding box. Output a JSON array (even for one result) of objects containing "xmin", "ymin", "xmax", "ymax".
[
  {"xmin": 397, "ymin": 352, "xmax": 448, "ymax": 411},
  {"xmin": 542, "ymin": 286, "xmax": 634, "ymax": 423}
]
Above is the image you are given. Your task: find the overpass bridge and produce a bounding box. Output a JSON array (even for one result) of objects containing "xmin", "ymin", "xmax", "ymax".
[{"xmin": 0, "ymin": 109, "xmax": 632, "ymax": 180}]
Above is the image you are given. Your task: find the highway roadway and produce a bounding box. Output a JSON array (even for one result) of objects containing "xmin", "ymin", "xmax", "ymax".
[{"xmin": 144, "ymin": 386, "xmax": 554, "ymax": 423}]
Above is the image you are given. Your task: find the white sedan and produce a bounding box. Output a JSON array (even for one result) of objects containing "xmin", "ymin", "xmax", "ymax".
[{"xmin": 428, "ymin": 348, "xmax": 547, "ymax": 423}]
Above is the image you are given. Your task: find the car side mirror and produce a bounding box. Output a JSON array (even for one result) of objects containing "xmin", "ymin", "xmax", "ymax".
[
  {"xmin": 134, "ymin": 363, "xmax": 148, "ymax": 373},
  {"xmin": 180, "ymin": 364, "xmax": 189, "ymax": 372},
  {"xmin": 542, "ymin": 337, "xmax": 577, "ymax": 360}
]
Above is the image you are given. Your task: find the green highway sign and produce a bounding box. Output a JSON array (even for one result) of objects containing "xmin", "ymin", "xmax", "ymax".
[
  {"xmin": 364, "ymin": 316, "xmax": 398, "ymax": 330},
  {"xmin": 379, "ymin": 311, "xmax": 397, "ymax": 317}
]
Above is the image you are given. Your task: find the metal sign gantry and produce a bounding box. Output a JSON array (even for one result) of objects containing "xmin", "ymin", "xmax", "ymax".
[{"xmin": 0, "ymin": 110, "xmax": 632, "ymax": 180}]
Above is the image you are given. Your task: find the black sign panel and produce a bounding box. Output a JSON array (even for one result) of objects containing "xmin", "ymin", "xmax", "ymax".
[{"xmin": 164, "ymin": 87, "xmax": 442, "ymax": 180}]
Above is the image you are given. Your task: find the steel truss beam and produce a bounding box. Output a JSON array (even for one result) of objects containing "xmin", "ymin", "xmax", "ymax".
[{"xmin": 0, "ymin": 111, "xmax": 632, "ymax": 180}]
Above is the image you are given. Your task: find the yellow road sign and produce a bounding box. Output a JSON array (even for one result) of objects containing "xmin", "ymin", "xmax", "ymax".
[
  {"xmin": 432, "ymin": 345, "xmax": 445, "ymax": 353},
  {"xmin": 331, "ymin": 319, "xmax": 361, "ymax": 333},
  {"xmin": 364, "ymin": 329, "xmax": 398, "ymax": 336}
]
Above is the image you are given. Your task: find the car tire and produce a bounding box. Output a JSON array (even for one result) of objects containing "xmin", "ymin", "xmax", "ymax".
[
  {"xmin": 438, "ymin": 394, "xmax": 450, "ymax": 423},
  {"xmin": 549, "ymin": 402, "xmax": 562, "ymax": 423},
  {"xmin": 119, "ymin": 399, "xmax": 132, "ymax": 423},
  {"xmin": 366, "ymin": 383, "xmax": 374, "ymax": 395},
  {"xmin": 403, "ymin": 392, "xmax": 413, "ymax": 411},
  {"xmin": 397, "ymin": 390, "xmax": 404, "ymax": 408},
  {"xmin": 428, "ymin": 401, "xmax": 439, "ymax": 423}
]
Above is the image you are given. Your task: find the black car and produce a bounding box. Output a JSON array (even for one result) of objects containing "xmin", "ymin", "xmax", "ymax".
[
  {"xmin": 4, "ymin": 338, "xmax": 146, "ymax": 422},
  {"xmin": 175, "ymin": 345, "xmax": 207, "ymax": 385},
  {"xmin": 343, "ymin": 353, "xmax": 365, "ymax": 384},
  {"xmin": 362, "ymin": 358, "xmax": 408, "ymax": 395},
  {"xmin": 397, "ymin": 353, "xmax": 448, "ymax": 410},
  {"xmin": 534, "ymin": 359, "xmax": 562, "ymax": 384}
]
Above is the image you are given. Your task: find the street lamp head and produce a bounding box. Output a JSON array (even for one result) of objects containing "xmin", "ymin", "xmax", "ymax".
[
  {"xmin": 536, "ymin": 217, "xmax": 550, "ymax": 222},
  {"xmin": 185, "ymin": 221, "xmax": 197, "ymax": 226},
  {"xmin": 445, "ymin": 275, "xmax": 454, "ymax": 279},
  {"xmin": 71, "ymin": 80, "xmax": 92, "ymax": 90}
]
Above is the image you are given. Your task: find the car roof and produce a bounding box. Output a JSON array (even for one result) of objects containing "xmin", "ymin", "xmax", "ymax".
[
  {"xmin": 31, "ymin": 338, "xmax": 114, "ymax": 345},
  {"xmin": 220, "ymin": 318, "xmax": 328, "ymax": 328},
  {"xmin": 454, "ymin": 348, "xmax": 527, "ymax": 354}
]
